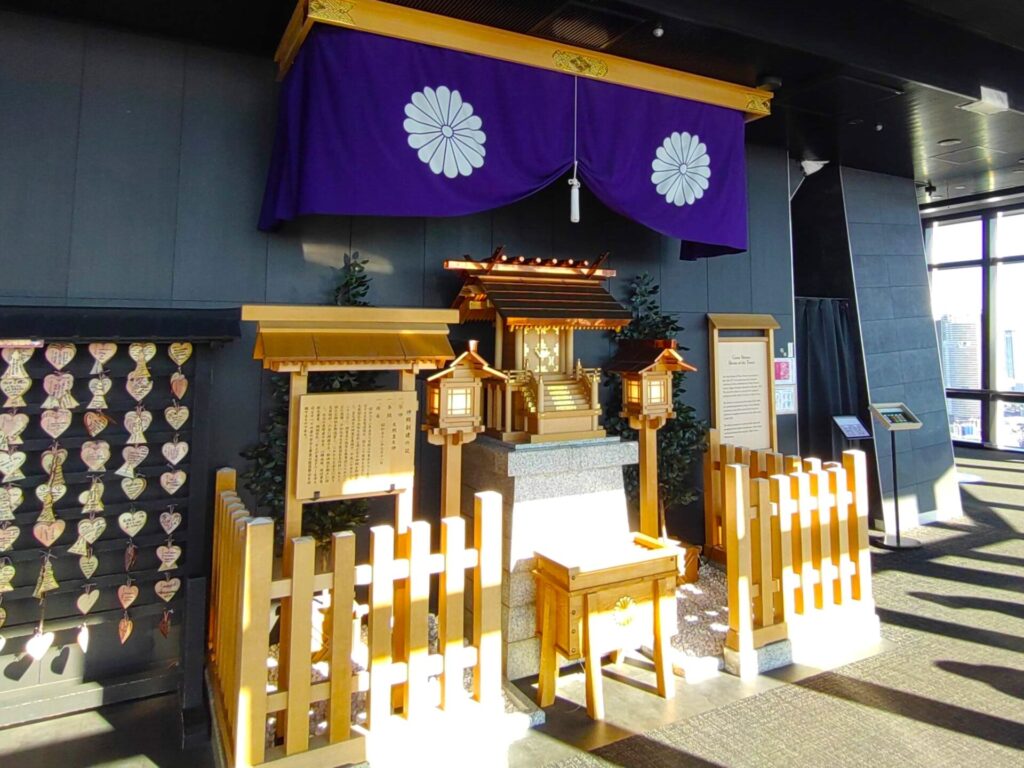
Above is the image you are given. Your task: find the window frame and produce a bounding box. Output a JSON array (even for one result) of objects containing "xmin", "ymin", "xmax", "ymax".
[{"xmin": 926, "ymin": 206, "xmax": 1024, "ymax": 450}]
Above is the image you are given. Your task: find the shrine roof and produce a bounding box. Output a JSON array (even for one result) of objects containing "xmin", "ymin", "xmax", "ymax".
[
  {"xmin": 606, "ymin": 339, "xmax": 698, "ymax": 374},
  {"xmin": 242, "ymin": 305, "xmax": 457, "ymax": 372}
]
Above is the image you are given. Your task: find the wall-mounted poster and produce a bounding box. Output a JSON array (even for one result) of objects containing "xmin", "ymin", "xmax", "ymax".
[{"xmin": 708, "ymin": 314, "xmax": 780, "ymax": 451}]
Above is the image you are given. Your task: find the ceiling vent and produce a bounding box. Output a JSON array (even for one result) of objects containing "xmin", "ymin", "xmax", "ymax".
[{"xmin": 529, "ymin": 2, "xmax": 645, "ymax": 50}]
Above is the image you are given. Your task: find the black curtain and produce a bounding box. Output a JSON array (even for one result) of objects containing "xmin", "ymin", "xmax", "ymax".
[{"xmin": 795, "ymin": 297, "xmax": 861, "ymax": 460}]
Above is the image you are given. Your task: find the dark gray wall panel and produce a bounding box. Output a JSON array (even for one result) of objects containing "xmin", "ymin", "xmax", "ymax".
[
  {"xmin": 842, "ymin": 167, "xmax": 962, "ymax": 524},
  {"xmin": 350, "ymin": 216, "xmax": 426, "ymax": 307},
  {"xmin": 265, "ymin": 216, "xmax": 352, "ymax": 304},
  {"xmin": 68, "ymin": 29, "xmax": 184, "ymax": 300},
  {"xmin": 173, "ymin": 47, "xmax": 275, "ymax": 303},
  {"xmin": 0, "ymin": 13, "xmax": 83, "ymax": 299}
]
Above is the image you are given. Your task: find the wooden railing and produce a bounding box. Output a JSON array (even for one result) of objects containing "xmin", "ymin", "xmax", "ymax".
[
  {"xmin": 721, "ymin": 448, "xmax": 876, "ymax": 656},
  {"xmin": 208, "ymin": 469, "xmax": 502, "ymax": 768}
]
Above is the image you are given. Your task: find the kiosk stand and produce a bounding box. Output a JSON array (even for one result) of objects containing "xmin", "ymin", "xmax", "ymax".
[{"xmin": 870, "ymin": 403, "xmax": 924, "ymax": 550}]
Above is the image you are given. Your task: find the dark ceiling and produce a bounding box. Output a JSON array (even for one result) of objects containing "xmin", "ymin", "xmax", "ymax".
[{"xmin": 5, "ymin": 0, "xmax": 1024, "ymax": 206}]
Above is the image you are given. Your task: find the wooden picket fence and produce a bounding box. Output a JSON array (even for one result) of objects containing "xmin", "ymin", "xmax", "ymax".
[
  {"xmin": 207, "ymin": 468, "xmax": 502, "ymax": 768},
  {"xmin": 718, "ymin": 445, "xmax": 876, "ymax": 655}
]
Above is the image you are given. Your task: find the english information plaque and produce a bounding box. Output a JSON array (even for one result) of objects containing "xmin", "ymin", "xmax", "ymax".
[{"xmin": 296, "ymin": 390, "xmax": 417, "ymax": 500}]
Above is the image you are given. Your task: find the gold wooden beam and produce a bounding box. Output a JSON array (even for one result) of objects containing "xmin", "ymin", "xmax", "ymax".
[{"xmin": 276, "ymin": 0, "xmax": 772, "ymax": 119}]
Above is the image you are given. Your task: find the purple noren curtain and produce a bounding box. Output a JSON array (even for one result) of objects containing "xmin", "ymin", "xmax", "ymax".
[{"xmin": 259, "ymin": 26, "xmax": 748, "ymax": 257}]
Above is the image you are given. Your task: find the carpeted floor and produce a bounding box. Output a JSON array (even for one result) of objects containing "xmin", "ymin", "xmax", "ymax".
[{"xmin": 550, "ymin": 450, "xmax": 1024, "ymax": 767}]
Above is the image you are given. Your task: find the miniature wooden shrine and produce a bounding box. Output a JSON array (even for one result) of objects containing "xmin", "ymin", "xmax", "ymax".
[
  {"xmin": 423, "ymin": 340, "xmax": 506, "ymax": 519},
  {"xmin": 446, "ymin": 249, "xmax": 631, "ymax": 443},
  {"xmin": 607, "ymin": 339, "xmax": 697, "ymax": 538}
]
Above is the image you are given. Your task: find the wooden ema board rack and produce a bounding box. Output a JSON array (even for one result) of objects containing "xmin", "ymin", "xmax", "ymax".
[{"xmin": 533, "ymin": 534, "xmax": 678, "ymax": 719}]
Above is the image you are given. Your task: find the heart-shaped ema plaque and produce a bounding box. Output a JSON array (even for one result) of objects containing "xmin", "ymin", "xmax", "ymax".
[
  {"xmin": 121, "ymin": 476, "xmax": 147, "ymax": 501},
  {"xmin": 115, "ymin": 445, "xmax": 149, "ymax": 479},
  {"xmin": 1, "ymin": 376, "xmax": 31, "ymax": 408},
  {"xmin": 128, "ymin": 342, "xmax": 156, "ymax": 364},
  {"xmin": 33, "ymin": 519, "xmax": 66, "ymax": 548},
  {"xmin": 120, "ymin": 468, "xmax": 148, "ymax": 500},
  {"xmin": 88, "ymin": 342, "xmax": 117, "ymax": 374},
  {"xmin": 0, "ymin": 413, "xmax": 28, "ymax": 447},
  {"xmin": 124, "ymin": 409, "xmax": 153, "ymax": 445},
  {"xmin": 118, "ymin": 615, "xmax": 134, "ymax": 645},
  {"xmin": 41, "ymin": 447, "xmax": 68, "ymax": 478},
  {"xmin": 156, "ymin": 544, "xmax": 181, "ymax": 572},
  {"xmin": 76, "ymin": 589, "xmax": 100, "ymax": 615},
  {"xmin": 168, "ymin": 342, "xmax": 193, "ymax": 367},
  {"xmin": 125, "ymin": 372, "xmax": 153, "ymax": 403},
  {"xmin": 81, "ymin": 440, "xmax": 111, "ymax": 473},
  {"xmin": 35, "ymin": 481, "xmax": 67, "ymax": 506},
  {"xmin": 118, "ymin": 509, "xmax": 147, "ymax": 537},
  {"xmin": 79, "ymin": 553, "xmax": 99, "ymax": 579},
  {"xmin": 160, "ymin": 470, "xmax": 186, "ymax": 496},
  {"xmin": 45, "ymin": 342, "xmax": 76, "ymax": 370},
  {"xmin": 170, "ymin": 372, "xmax": 188, "ymax": 400},
  {"xmin": 40, "ymin": 408, "xmax": 72, "ymax": 439},
  {"xmin": 87, "ymin": 376, "xmax": 112, "ymax": 410},
  {"xmin": 78, "ymin": 481, "xmax": 105, "ymax": 515},
  {"xmin": 155, "ymin": 577, "xmax": 181, "ymax": 602},
  {"xmin": 78, "ymin": 516, "xmax": 106, "ymax": 545},
  {"xmin": 84, "ymin": 410, "xmax": 110, "ymax": 437},
  {"xmin": 0, "ymin": 486, "xmax": 23, "ymax": 521},
  {"xmin": 0, "ymin": 525, "xmax": 19, "ymax": 552},
  {"xmin": 1, "ymin": 347, "xmax": 33, "ymax": 370},
  {"xmin": 164, "ymin": 405, "xmax": 189, "ymax": 431},
  {"xmin": 41, "ymin": 372, "xmax": 78, "ymax": 410},
  {"xmin": 159, "ymin": 510, "xmax": 182, "ymax": 535},
  {"xmin": 0, "ymin": 562, "xmax": 15, "ymax": 592},
  {"xmin": 26, "ymin": 630, "xmax": 55, "ymax": 660},
  {"xmin": 77, "ymin": 624, "xmax": 90, "ymax": 653},
  {"xmin": 0, "ymin": 450, "xmax": 26, "ymax": 482},
  {"xmin": 161, "ymin": 440, "xmax": 188, "ymax": 467},
  {"xmin": 117, "ymin": 583, "xmax": 139, "ymax": 609}
]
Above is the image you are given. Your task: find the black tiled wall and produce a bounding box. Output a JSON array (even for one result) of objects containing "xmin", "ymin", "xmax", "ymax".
[{"xmin": 843, "ymin": 168, "xmax": 963, "ymax": 524}]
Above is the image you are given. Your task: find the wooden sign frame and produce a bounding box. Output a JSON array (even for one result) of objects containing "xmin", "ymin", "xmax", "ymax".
[{"xmin": 708, "ymin": 313, "xmax": 781, "ymax": 452}]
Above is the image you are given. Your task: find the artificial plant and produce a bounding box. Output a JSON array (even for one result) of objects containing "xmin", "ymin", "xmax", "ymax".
[
  {"xmin": 606, "ymin": 272, "xmax": 708, "ymax": 517},
  {"xmin": 241, "ymin": 255, "xmax": 376, "ymax": 545}
]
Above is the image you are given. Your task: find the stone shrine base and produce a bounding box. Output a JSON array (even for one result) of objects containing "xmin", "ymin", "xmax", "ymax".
[{"xmin": 461, "ymin": 436, "xmax": 638, "ymax": 681}]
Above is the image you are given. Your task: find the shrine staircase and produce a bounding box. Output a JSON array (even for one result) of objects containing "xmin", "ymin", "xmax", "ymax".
[{"xmin": 538, "ymin": 374, "xmax": 591, "ymax": 412}]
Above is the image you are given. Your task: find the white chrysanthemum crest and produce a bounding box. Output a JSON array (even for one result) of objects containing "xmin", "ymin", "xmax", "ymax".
[
  {"xmin": 403, "ymin": 86, "xmax": 486, "ymax": 179},
  {"xmin": 651, "ymin": 131, "xmax": 711, "ymax": 206}
]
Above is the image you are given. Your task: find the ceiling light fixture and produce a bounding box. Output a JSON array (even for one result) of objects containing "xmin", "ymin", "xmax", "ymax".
[
  {"xmin": 957, "ymin": 86, "xmax": 1009, "ymax": 115},
  {"xmin": 937, "ymin": 138, "xmax": 962, "ymax": 147},
  {"xmin": 954, "ymin": 185, "xmax": 967, "ymax": 190},
  {"xmin": 652, "ymin": 22, "xmax": 664, "ymax": 38}
]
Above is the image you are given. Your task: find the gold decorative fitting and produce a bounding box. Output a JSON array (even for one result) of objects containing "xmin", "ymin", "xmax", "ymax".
[
  {"xmin": 309, "ymin": 0, "xmax": 355, "ymax": 25},
  {"xmin": 613, "ymin": 595, "xmax": 637, "ymax": 626},
  {"xmin": 552, "ymin": 50, "xmax": 609, "ymax": 78},
  {"xmin": 745, "ymin": 96, "xmax": 771, "ymax": 115}
]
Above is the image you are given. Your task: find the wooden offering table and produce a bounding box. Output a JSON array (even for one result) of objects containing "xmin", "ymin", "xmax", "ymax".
[{"xmin": 533, "ymin": 535, "xmax": 679, "ymax": 719}]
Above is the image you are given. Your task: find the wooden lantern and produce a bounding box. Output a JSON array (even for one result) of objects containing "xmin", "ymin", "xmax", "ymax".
[
  {"xmin": 424, "ymin": 340, "xmax": 506, "ymax": 517},
  {"xmin": 607, "ymin": 339, "xmax": 697, "ymax": 537}
]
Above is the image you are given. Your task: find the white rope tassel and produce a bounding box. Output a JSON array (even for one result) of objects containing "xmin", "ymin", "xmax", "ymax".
[
  {"xmin": 569, "ymin": 77, "xmax": 581, "ymax": 223},
  {"xmin": 569, "ymin": 163, "xmax": 580, "ymax": 223}
]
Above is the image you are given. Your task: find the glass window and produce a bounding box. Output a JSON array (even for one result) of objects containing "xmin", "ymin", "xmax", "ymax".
[
  {"xmin": 648, "ymin": 378, "xmax": 666, "ymax": 405},
  {"xmin": 927, "ymin": 218, "xmax": 983, "ymax": 264},
  {"xmin": 994, "ymin": 262, "xmax": 1024, "ymax": 392},
  {"xmin": 994, "ymin": 210, "xmax": 1024, "ymax": 258},
  {"xmin": 995, "ymin": 400, "xmax": 1024, "ymax": 449},
  {"xmin": 446, "ymin": 387, "xmax": 472, "ymax": 416},
  {"xmin": 947, "ymin": 398, "xmax": 982, "ymax": 443},
  {"xmin": 930, "ymin": 267, "xmax": 983, "ymax": 389}
]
